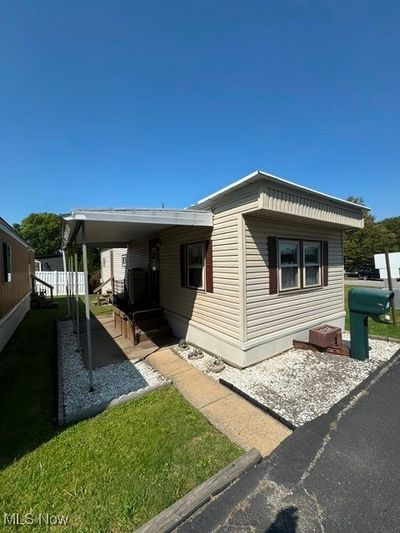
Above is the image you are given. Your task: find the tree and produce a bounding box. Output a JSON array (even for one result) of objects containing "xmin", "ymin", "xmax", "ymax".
[
  {"xmin": 13, "ymin": 213, "xmax": 61, "ymax": 256},
  {"xmin": 346, "ymin": 196, "xmax": 366, "ymax": 206},
  {"xmin": 344, "ymin": 198, "xmax": 398, "ymax": 271},
  {"xmin": 379, "ymin": 216, "xmax": 400, "ymax": 249},
  {"xmin": 78, "ymin": 249, "xmax": 101, "ymax": 276}
]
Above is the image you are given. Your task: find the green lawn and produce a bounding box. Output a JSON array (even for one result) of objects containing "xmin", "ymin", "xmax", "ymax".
[
  {"xmin": 0, "ymin": 299, "xmax": 241, "ymax": 531},
  {"xmin": 344, "ymin": 286, "xmax": 400, "ymax": 338}
]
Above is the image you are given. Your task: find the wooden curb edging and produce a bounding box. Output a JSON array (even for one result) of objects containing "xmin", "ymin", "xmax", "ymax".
[
  {"xmin": 57, "ymin": 319, "xmax": 66, "ymax": 426},
  {"xmin": 219, "ymin": 378, "xmax": 297, "ymax": 431},
  {"xmin": 63, "ymin": 380, "xmax": 171, "ymax": 426},
  {"xmin": 136, "ymin": 447, "xmax": 262, "ymax": 533},
  {"xmin": 369, "ymin": 334, "xmax": 400, "ymax": 343}
]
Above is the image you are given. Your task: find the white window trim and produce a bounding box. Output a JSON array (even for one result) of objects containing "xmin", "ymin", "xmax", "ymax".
[
  {"xmin": 303, "ymin": 241, "xmax": 321, "ymax": 288},
  {"xmin": 122, "ymin": 254, "xmax": 127, "ymax": 267},
  {"xmin": 278, "ymin": 239, "xmax": 301, "ymax": 292},
  {"xmin": 186, "ymin": 242, "xmax": 205, "ymax": 290}
]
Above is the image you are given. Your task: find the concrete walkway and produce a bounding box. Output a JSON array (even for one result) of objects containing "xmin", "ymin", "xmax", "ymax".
[
  {"xmin": 147, "ymin": 348, "xmax": 291, "ymax": 456},
  {"xmin": 90, "ymin": 312, "xmax": 290, "ymax": 456},
  {"xmin": 82, "ymin": 314, "xmax": 175, "ymax": 369}
]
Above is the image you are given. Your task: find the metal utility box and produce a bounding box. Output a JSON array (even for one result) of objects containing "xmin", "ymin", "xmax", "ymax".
[{"xmin": 348, "ymin": 288, "xmax": 394, "ymax": 361}]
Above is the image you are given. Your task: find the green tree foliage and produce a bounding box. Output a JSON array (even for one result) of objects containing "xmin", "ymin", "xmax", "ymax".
[
  {"xmin": 344, "ymin": 198, "xmax": 398, "ymax": 270},
  {"xmin": 346, "ymin": 196, "xmax": 366, "ymax": 206},
  {"xmin": 13, "ymin": 213, "xmax": 61, "ymax": 256},
  {"xmin": 379, "ymin": 216, "xmax": 400, "ymax": 248},
  {"xmin": 78, "ymin": 249, "xmax": 101, "ymax": 277}
]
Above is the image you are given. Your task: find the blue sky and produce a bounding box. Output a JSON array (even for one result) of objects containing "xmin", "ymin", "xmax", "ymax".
[{"xmin": 1, "ymin": 1, "xmax": 399, "ymax": 224}]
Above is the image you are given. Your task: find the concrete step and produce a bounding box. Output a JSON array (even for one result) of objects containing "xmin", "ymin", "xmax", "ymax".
[
  {"xmin": 137, "ymin": 325, "xmax": 171, "ymax": 342},
  {"xmin": 131, "ymin": 307, "xmax": 163, "ymax": 322},
  {"xmin": 135, "ymin": 317, "xmax": 168, "ymax": 331}
]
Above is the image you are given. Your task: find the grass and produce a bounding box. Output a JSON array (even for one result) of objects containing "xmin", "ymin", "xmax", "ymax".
[
  {"xmin": 344, "ymin": 286, "xmax": 400, "ymax": 338},
  {"xmin": 80, "ymin": 294, "xmax": 113, "ymax": 316},
  {"xmin": 0, "ymin": 298, "xmax": 241, "ymax": 531}
]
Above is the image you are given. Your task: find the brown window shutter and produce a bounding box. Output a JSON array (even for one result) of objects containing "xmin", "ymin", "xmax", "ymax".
[
  {"xmin": 205, "ymin": 240, "xmax": 213, "ymax": 293},
  {"xmin": 322, "ymin": 240, "xmax": 329, "ymax": 286},
  {"xmin": 180, "ymin": 244, "xmax": 186, "ymax": 287},
  {"xmin": 268, "ymin": 236, "xmax": 278, "ymax": 294}
]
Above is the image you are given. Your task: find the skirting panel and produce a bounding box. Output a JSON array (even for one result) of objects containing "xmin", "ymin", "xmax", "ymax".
[
  {"xmin": 0, "ymin": 293, "xmax": 31, "ymax": 353},
  {"xmin": 164, "ymin": 309, "xmax": 346, "ymax": 369}
]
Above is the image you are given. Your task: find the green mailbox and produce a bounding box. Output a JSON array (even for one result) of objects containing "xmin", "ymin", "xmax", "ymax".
[{"xmin": 348, "ymin": 288, "xmax": 394, "ymax": 361}]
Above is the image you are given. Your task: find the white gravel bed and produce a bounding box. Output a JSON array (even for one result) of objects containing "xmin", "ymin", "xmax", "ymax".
[
  {"xmin": 175, "ymin": 334, "xmax": 400, "ymax": 427},
  {"xmin": 59, "ymin": 320, "xmax": 165, "ymax": 416}
]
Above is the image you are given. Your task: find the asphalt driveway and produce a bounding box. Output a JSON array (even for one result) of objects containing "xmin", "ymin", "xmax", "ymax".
[{"xmin": 178, "ymin": 347, "xmax": 400, "ymax": 532}]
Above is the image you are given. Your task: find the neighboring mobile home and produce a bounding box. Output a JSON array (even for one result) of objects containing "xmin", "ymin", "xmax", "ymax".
[
  {"xmin": 63, "ymin": 170, "xmax": 366, "ymax": 367},
  {"xmin": 0, "ymin": 217, "xmax": 34, "ymax": 352},
  {"xmin": 35, "ymin": 253, "xmax": 64, "ymax": 272},
  {"xmin": 100, "ymin": 248, "xmax": 127, "ymax": 294}
]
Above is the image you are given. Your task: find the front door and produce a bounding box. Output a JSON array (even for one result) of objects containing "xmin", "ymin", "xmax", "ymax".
[{"xmin": 149, "ymin": 239, "xmax": 160, "ymax": 303}]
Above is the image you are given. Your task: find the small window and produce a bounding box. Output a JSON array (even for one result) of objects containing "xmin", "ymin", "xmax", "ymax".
[
  {"xmin": 303, "ymin": 241, "xmax": 321, "ymax": 287},
  {"xmin": 2, "ymin": 242, "xmax": 12, "ymax": 283},
  {"xmin": 279, "ymin": 240, "xmax": 300, "ymax": 291},
  {"xmin": 102, "ymin": 257, "xmax": 106, "ymax": 268},
  {"xmin": 122, "ymin": 254, "xmax": 127, "ymax": 267},
  {"xmin": 186, "ymin": 242, "xmax": 204, "ymax": 289}
]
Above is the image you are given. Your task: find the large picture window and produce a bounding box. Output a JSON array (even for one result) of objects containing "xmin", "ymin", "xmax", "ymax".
[
  {"xmin": 186, "ymin": 242, "xmax": 204, "ymax": 289},
  {"xmin": 278, "ymin": 239, "xmax": 322, "ymax": 292}
]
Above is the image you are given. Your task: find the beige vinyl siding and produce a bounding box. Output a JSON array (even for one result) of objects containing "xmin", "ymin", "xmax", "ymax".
[
  {"xmin": 112, "ymin": 248, "xmax": 127, "ymax": 281},
  {"xmin": 245, "ymin": 214, "xmax": 344, "ymax": 341},
  {"xmin": 156, "ymin": 183, "xmax": 259, "ymax": 341},
  {"xmin": 260, "ymin": 181, "xmax": 364, "ymax": 228},
  {"xmin": 159, "ymin": 223, "xmax": 240, "ymax": 338}
]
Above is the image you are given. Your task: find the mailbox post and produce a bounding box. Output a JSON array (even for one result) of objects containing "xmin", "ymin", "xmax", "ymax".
[{"xmin": 348, "ymin": 288, "xmax": 394, "ymax": 361}]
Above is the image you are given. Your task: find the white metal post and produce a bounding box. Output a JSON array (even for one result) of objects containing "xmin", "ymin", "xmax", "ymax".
[
  {"xmin": 82, "ymin": 222, "xmax": 94, "ymax": 391},
  {"xmin": 62, "ymin": 250, "xmax": 70, "ymax": 316},
  {"xmin": 74, "ymin": 249, "xmax": 80, "ymax": 341},
  {"xmin": 69, "ymin": 252, "xmax": 76, "ymax": 333}
]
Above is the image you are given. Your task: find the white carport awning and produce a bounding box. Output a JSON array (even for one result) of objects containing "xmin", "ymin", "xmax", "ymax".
[{"xmin": 62, "ymin": 208, "xmax": 213, "ymax": 248}]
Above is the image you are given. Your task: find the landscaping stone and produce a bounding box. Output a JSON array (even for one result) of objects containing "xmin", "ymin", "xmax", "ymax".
[
  {"xmin": 175, "ymin": 334, "xmax": 400, "ymax": 427},
  {"xmin": 59, "ymin": 320, "xmax": 166, "ymax": 419}
]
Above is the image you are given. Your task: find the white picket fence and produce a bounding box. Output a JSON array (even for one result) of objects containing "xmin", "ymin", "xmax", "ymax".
[{"xmin": 34, "ymin": 271, "xmax": 86, "ymax": 296}]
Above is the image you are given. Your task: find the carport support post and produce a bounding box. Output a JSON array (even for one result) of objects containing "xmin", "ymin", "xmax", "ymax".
[
  {"xmin": 62, "ymin": 250, "xmax": 70, "ymax": 316},
  {"xmin": 82, "ymin": 222, "xmax": 94, "ymax": 391},
  {"xmin": 74, "ymin": 248, "xmax": 80, "ymax": 342},
  {"xmin": 69, "ymin": 251, "xmax": 76, "ymax": 333}
]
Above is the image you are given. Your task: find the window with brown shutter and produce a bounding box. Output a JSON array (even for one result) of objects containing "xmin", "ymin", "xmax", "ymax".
[
  {"xmin": 205, "ymin": 240, "xmax": 213, "ymax": 293},
  {"xmin": 322, "ymin": 240, "xmax": 329, "ymax": 286},
  {"xmin": 180, "ymin": 240, "xmax": 213, "ymax": 292},
  {"xmin": 269, "ymin": 237, "xmax": 326, "ymax": 293},
  {"xmin": 268, "ymin": 236, "xmax": 278, "ymax": 294}
]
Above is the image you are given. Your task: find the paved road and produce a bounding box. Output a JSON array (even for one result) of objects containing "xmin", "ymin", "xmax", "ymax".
[
  {"xmin": 178, "ymin": 349, "xmax": 400, "ymax": 532},
  {"xmin": 344, "ymin": 279, "xmax": 384, "ymax": 288}
]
